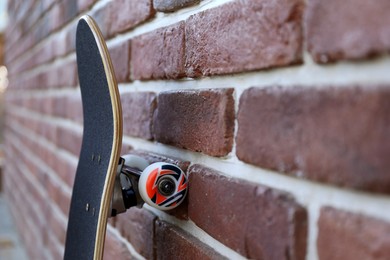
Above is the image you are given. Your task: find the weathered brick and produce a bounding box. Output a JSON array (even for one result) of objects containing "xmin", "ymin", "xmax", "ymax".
[
  {"xmin": 37, "ymin": 120, "xmax": 57, "ymax": 144},
  {"xmin": 155, "ymin": 220, "xmax": 226, "ymax": 260},
  {"xmin": 306, "ymin": 0, "xmax": 390, "ymax": 63},
  {"xmin": 48, "ymin": 208, "xmax": 67, "ymax": 245},
  {"xmin": 153, "ymin": 89, "xmax": 235, "ymax": 157},
  {"xmin": 114, "ymin": 207, "xmax": 156, "ymax": 259},
  {"xmin": 58, "ymin": 60, "xmax": 78, "ymax": 87},
  {"xmin": 131, "ymin": 22, "xmax": 185, "ymax": 80},
  {"xmin": 185, "ymin": 0, "xmax": 303, "ymax": 77},
  {"xmin": 91, "ymin": 6, "xmax": 110, "ymax": 37},
  {"xmin": 52, "ymin": 30, "xmax": 68, "ymax": 59},
  {"xmin": 47, "ymin": 236, "xmax": 64, "ymax": 260},
  {"xmin": 153, "ymin": 0, "xmax": 200, "ymax": 12},
  {"xmin": 22, "ymin": 2, "xmax": 42, "ymax": 34},
  {"xmin": 109, "ymin": 41, "xmax": 131, "ymax": 83},
  {"xmin": 53, "ymin": 157, "xmax": 77, "ymax": 188},
  {"xmin": 65, "ymin": 92, "xmax": 83, "ymax": 124},
  {"xmin": 318, "ymin": 207, "xmax": 390, "ymax": 260},
  {"xmin": 188, "ymin": 165, "xmax": 307, "ymax": 259},
  {"xmin": 52, "ymin": 95, "xmax": 68, "ymax": 119},
  {"xmin": 40, "ymin": 95, "xmax": 55, "ymax": 114},
  {"xmin": 47, "ymin": 177, "xmax": 71, "ymax": 216},
  {"xmin": 77, "ymin": 0, "xmax": 96, "ymax": 13},
  {"xmin": 47, "ymin": 61, "xmax": 78, "ymax": 88},
  {"xmin": 65, "ymin": 24, "xmax": 77, "ymax": 56},
  {"xmin": 122, "ymin": 92, "xmax": 156, "ymax": 139},
  {"xmin": 60, "ymin": 0, "xmax": 78, "ymax": 25},
  {"xmin": 236, "ymin": 86, "xmax": 390, "ymax": 193},
  {"xmin": 56, "ymin": 126, "xmax": 82, "ymax": 157},
  {"xmin": 49, "ymin": 3, "xmax": 65, "ymax": 32},
  {"xmin": 103, "ymin": 231, "xmax": 133, "ymax": 260},
  {"xmin": 107, "ymin": 0, "xmax": 155, "ymax": 37},
  {"xmin": 42, "ymin": 0, "xmax": 57, "ymax": 14}
]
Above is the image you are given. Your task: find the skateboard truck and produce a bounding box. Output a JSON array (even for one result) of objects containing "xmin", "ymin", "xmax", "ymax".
[{"xmin": 110, "ymin": 155, "xmax": 188, "ymax": 217}]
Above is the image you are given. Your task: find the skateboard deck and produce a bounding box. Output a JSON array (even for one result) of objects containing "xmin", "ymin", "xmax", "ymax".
[{"xmin": 64, "ymin": 15, "xmax": 122, "ymax": 260}]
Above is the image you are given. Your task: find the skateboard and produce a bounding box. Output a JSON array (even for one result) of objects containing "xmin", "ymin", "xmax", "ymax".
[{"xmin": 64, "ymin": 15, "xmax": 188, "ymax": 260}]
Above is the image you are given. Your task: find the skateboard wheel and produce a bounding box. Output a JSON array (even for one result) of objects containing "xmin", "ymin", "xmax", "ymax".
[{"xmin": 139, "ymin": 162, "xmax": 188, "ymax": 211}]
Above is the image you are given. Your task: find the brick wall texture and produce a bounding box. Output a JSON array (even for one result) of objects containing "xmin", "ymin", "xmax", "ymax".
[{"xmin": 3, "ymin": 0, "xmax": 390, "ymax": 259}]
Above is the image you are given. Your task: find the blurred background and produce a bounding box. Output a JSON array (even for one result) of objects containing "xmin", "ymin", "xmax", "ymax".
[
  {"xmin": 1, "ymin": 0, "xmax": 390, "ymax": 259},
  {"xmin": 0, "ymin": 2, "xmax": 28, "ymax": 260}
]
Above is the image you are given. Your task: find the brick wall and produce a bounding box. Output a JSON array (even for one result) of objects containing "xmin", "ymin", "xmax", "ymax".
[{"xmin": 3, "ymin": 0, "xmax": 390, "ymax": 259}]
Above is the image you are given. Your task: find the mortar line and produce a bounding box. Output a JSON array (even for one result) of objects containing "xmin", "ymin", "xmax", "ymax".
[
  {"xmin": 122, "ymin": 136, "xmax": 390, "ymax": 220},
  {"xmin": 6, "ymin": 134, "xmax": 70, "ymax": 224},
  {"xmin": 10, "ymin": 0, "xmax": 233, "ymax": 75},
  {"xmin": 145, "ymin": 205, "xmax": 247, "ymax": 259},
  {"xmin": 9, "ymin": 53, "xmax": 390, "ymax": 99},
  {"xmin": 7, "ymin": 121, "xmax": 75, "ymax": 194},
  {"xmin": 47, "ymin": 230, "xmax": 66, "ymax": 258},
  {"xmin": 7, "ymin": 104, "xmax": 390, "ymax": 222},
  {"xmin": 8, "ymin": 104, "xmax": 84, "ymax": 135},
  {"xmin": 105, "ymin": 0, "xmax": 235, "ymax": 47},
  {"xmin": 106, "ymin": 225, "xmax": 145, "ymax": 260},
  {"xmin": 9, "ymin": 0, "xmax": 112, "ymax": 67}
]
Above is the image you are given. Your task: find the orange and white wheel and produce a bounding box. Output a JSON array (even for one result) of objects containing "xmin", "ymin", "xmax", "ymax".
[{"xmin": 138, "ymin": 162, "xmax": 188, "ymax": 211}]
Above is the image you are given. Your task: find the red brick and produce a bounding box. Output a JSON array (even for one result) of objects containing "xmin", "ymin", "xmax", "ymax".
[
  {"xmin": 306, "ymin": 0, "xmax": 390, "ymax": 63},
  {"xmin": 49, "ymin": 3, "xmax": 65, "ymax": 32},
  {"xmin": 22, "ymin": 2, "xmax": 42, "ymax": 33},
  {"xmin": 318, "ymin": 207, "xmax": 390, "ymax": 260},
  {"xmin": 47, "ymin": 177, "xmax": 62, "ymax": 205},
  {"xmin": 109, "ymin": 41, "xmax": 131, "ymax": 82},
  {"xmin": 103, "ymin": 231, "xmax": 133, "ymax": 260},
  {"xmin": 52, "ymin": 95, "xmax": 68, "ymax": 118},
  {"xmin": 47, "ymin": 176, "xmax": 71, "ymax": 216},
  {"xmin": 131, "ymin": 22, "xmax": 185, "ymax": 80},
  {"xmin": 103, "ymin": 231, "xmax": 134, "ymax": 260},
  {"xmin": 48, "ymin": 62, "xmax": 78, "ymax": 89},
  {"xmin": 78, "ymin": 0, "xmax": 97, "ymax": 13},
  {"xmin": 60, "ymin": 0, "xmax": 78, "ymax": 25},
  {"xmin": 188, "ymin": 165, "xmax": 307, "ymax": 259},
  {"xmin": 53, "ymin": 157, "xmax": 77, "ymax": 188},
  {"xmin": 153, "ymin": 0, "xmax": 200, "ymax": 12},
  {"xmin": 57, "ymin": 60, "xmax": 78, "ymax": 87},
  {"xmin": 56, "ymin": 126, "xmax": 82, "ymax": 157},
  {"xmin": 47, "ymin": 235, "xmax": 64, "ymax": 260},
  {"xmin": 236, "ymin": 86, "xmax": 390, "ymax": 193},
  {"xmin": 65, "ymin": 24, "xmax": 77, "ymax": 56},
  {"xmin": 52, "ymin": 29, "xmax": 68, "ymax": 58},
  {"xmin": 50, "ymin": 154, "xmax": 76, "ymax": 187},
  {"xmin": 107, "ymin": 0, "xmax": 155, "ymax": 37},
  {"xmin": 48, "ymin": 208, "xmax": 67, "ymax": 245},
  {"xmin": 114, "ymin": 207, "xmax": 156, "ymax": 259},
  {"xmin": 42, "ymin": 0, "xmax": 57, "ymax": 13},
  {"xmin": 153, "ymin": 89, "xmax": 235, "ymax": 157},
  {"xmin": 37, "ymin": 121, "xmax": 57, "ymax": 143},
  {"xmin": 185, "ymin": 0, "xmax": 303, "ymax": 77},
  {"xmin": 29, "ymin": 95, "xmax": 52, "ymax": 114},
  {"xmin": 91, "ymin": 6, "xmax": 111, "ymax": 37},
  {"xmin": 66, "ymin": 92, "xmax": 83, "ymax": 124},
  {"xmin": 155, "ymin": 220, "xmax": 226, "ymax": 260},
  {"xmin": 122, "ymin": 92, "xmax": 156, "ymax": 139}
]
